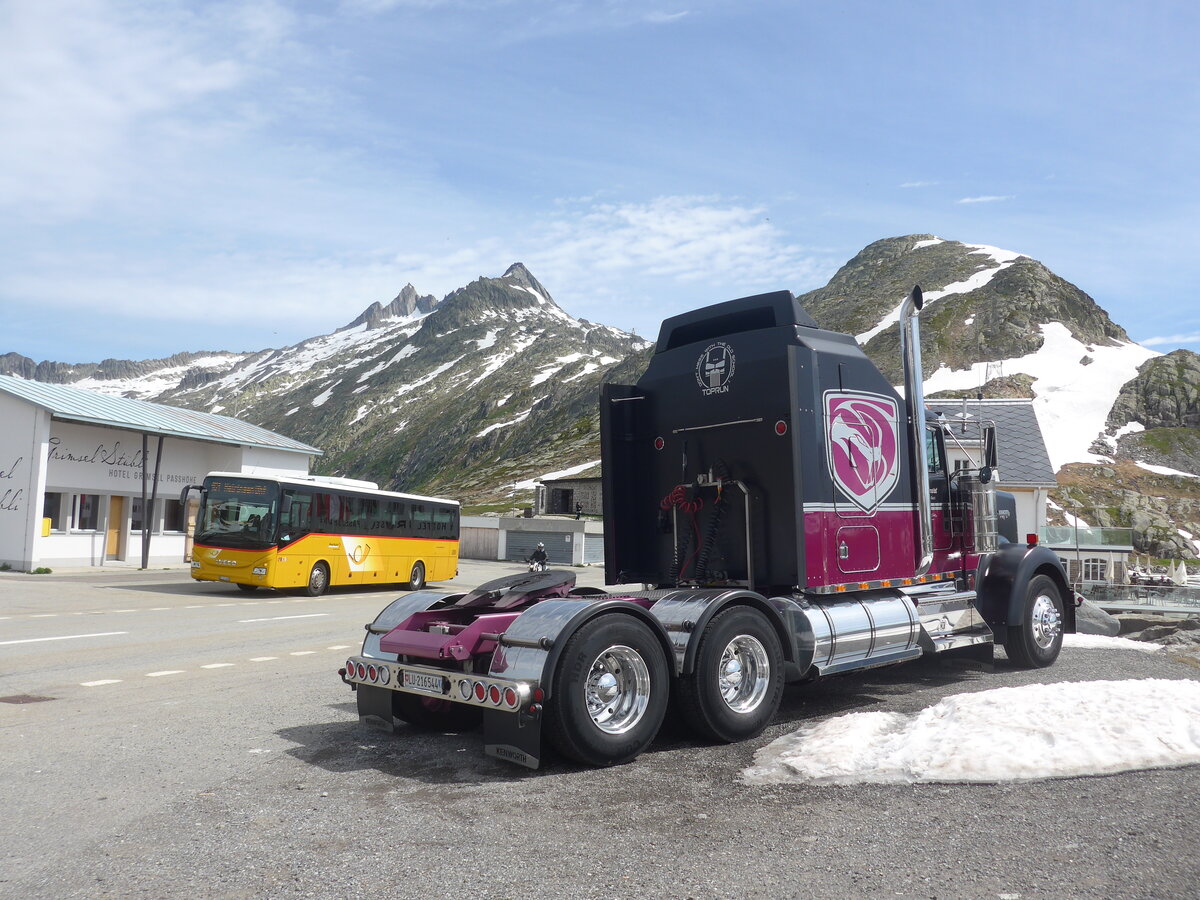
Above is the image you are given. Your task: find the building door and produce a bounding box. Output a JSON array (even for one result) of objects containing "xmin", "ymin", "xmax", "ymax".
[{"xmin": 106, "ymin": 496, "xmax": 124, "ymax": 560}]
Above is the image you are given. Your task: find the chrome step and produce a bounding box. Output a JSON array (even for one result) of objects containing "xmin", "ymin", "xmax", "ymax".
[{"xmin": 914, "ymin": 590, "xmax": 994, "ymax": 651}]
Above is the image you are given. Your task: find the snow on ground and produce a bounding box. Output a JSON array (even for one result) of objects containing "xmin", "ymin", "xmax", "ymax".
[
  {"xmin": 1047, "ymin": 497, "xmax": 1092, "ymax": 529},
  {"xmin": 857, "ymin": 246, "xmax": 1024, "ymax": 345},
  {"xmin": 509, "ymin": 459, "xmax": 601, "ymax": 493},
  {"xmin": 477, "ymin": 406, "xmax": 534, "ymax": 437},
  {"xmin": 1063, "ymin": 633, "xmax": 1163, "ymax": 653},
  {"xmin": 472, "ymin": 330, "xmax": 498, "ymax": 350},
  {"xmin": 923, "ymin": 323, "xmax": 1158, "ymax": 470},
  {"xmin": 310, "ymin": 381, "xmax": 340, "ymax": 407},
  {"xmin": 912, "ymin": 238, "xmax": 944, "ymax": 250},
  {"xmin": 1136, "ymin": 461, "xmax": 1199, "ymax": 478},
  {"xmin": 1179, "ymin": 528, "xmax": 1200, "ymax": 555},
  {"xmin": 1103, "ymin": 420, "xmax": 1146, "ymax": 450},
  {"xmin": 74, "ymin": 353, "xmax": 247, "ymax": 399},
  {"xmin": 743, "ymin": 678, "xmax": 1200, "ymax": 786}
]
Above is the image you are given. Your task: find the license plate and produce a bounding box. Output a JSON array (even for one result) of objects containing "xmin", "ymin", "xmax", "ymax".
[{"xmin": 402, "ymin": 670, "xmax": 447, "ymax": 695}]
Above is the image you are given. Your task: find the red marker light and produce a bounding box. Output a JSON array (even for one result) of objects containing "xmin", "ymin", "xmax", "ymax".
[
  {"xmin": 489, "ymin": 685, "xmax": 501, "ymax": 705},
  {"xmin": 1027, "ymin": 533, "xmax": 1038, "ymax": 546},
  {"xmin": 504, "ymin": 688, "xmax": 518, "ymax": 707},
  {"xmin": 775, "ymin": 420, "xmax": 788, "ymax": 436},
  {"xmin": 474, "ymin": 682, "xmax": 486, "ymax": 701},
  {"xmin": 533, "ymin": 688, "xmax": 545, "ymax": 703},
  {"xmin": 653, "ymin": 437, "xmax": 665, "ymax": 450}
]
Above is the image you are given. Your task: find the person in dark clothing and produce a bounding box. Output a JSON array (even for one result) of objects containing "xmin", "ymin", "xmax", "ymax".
[{"xmin": 528, "ymin": 542, "xmax": 548, "ymax": 569}]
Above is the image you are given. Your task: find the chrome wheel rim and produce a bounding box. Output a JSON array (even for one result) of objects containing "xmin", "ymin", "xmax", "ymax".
[
  {"xmin": 717, "ymin": 635, "xmax": 770, "ymax": 713},
  {"xmin": 310, "ymin": 566, "xmax": 327, "ymax": 592},
  {"xmin": 1030, "ymin": 593, "xmax": 1062, "ymax": 649},
  {"xmin": 585, "ymin": 645, "xmax": 651, "ymax": 735}
]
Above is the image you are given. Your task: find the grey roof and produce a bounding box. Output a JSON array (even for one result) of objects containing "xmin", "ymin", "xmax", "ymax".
[
  {"xmin": 927, "ymin": 398, "xmax": 1056, "ymax": 487},
  {"xmin": 0, "ymin": 375, "xmax": 321, "ymax": 457}
]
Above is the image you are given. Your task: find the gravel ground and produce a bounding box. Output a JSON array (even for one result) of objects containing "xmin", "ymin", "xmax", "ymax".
[{"xmin": 34, "ymin": 644, "xmax": 1200, "ymax": 900}]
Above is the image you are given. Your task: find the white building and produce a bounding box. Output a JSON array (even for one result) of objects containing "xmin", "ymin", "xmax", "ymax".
[
  {"xmin": 0, "ymin": 376, "xmax": 320, "ymax": 569},
  {"xmin": 927, "ymin": 398, "xmax": 1058, "ymax": 540}
]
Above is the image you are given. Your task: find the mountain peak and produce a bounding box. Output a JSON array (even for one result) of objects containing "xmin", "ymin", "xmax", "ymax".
[
  {"xmin": 341, "ymin": 284, "xmax": 438, "ymax": 331},
  {"xmin": 502, "ymin": 262, "xmax": 537, "ymax": 288}
]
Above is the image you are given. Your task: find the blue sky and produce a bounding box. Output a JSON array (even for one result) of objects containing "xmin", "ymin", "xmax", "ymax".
[{"xmin": 2, "ymin": 0, "xmax": 1197, "ymax": 362}]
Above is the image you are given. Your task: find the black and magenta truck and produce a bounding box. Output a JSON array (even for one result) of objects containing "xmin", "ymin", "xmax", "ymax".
[{"xmin": 340, "ymin": 287, "xmax": 1073, "ymax": 768}]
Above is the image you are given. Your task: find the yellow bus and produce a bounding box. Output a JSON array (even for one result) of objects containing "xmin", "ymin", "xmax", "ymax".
[{"xmin": 185, "ymin": 473, "xmax": 459, "ymax": 595}]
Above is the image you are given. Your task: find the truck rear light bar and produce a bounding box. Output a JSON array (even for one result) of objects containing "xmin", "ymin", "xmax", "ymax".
[{"xmin": 344, "ymin": 657, "xmax": 531, "ymax": 711}]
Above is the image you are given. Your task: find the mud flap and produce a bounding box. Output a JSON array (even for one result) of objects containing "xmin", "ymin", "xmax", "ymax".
[
  {"xmin": 356, "ymin": 684, "xmax": 397, "ymax": 732},
  {"xmin": 483, "ymin": 708, "xmax": 542, "ymax": 769}
]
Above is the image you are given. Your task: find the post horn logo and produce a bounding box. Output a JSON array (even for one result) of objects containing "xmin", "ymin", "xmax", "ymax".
[{"xmin": 695, "ymin": 342, "xmax": 735, "ymax": 395}]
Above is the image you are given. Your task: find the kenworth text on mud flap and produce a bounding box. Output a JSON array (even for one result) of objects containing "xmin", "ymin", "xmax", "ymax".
[{"xmin": 340, "ymin": 287, "xmax": 1075, "ymax": 769}]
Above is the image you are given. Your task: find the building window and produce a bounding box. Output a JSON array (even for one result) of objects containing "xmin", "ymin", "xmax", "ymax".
[
  {"xmin": 43, "ymin": 493, "xmax": 64, "ymax": 531},
  {"xmin": 75, "ymin": 494, "xmax": 101, "ymax": 531},
  {"xmin": 162, "ymin": 499, "xmax": 185, "ymax": 533},
  {"xmin": 1083, "ymin": 558, "xmax": 1109, "ymax": 582}
]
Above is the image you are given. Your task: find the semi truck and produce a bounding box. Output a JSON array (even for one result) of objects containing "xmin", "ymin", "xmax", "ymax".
[{"xmin": 340, "ymin": 287, "xmax": 1074, "ymax": 769}]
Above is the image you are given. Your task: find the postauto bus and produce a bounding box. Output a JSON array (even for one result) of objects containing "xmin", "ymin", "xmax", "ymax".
[{"xmin": 185, "ymin": 473, "xmax": 459, "ymax": 595}]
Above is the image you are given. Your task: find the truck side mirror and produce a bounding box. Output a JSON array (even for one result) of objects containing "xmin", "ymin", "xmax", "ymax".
[{"xmin": 984, "ymin": 425, "xmax": 998, "ymax": 469}]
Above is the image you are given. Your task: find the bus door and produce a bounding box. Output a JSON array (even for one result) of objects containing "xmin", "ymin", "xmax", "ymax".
[{"xmin": 279, "ymin": 489, "xmax": 315, "ymax": 588}]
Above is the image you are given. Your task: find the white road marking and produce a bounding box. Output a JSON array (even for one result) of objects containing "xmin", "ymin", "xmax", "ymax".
[
  {"xmin": 327, "ymin": 645, "xmax": 352, "ymax": 650},
  {"xmin": 0, "ymin": 631, "xmax": 128, "ymax": 646},
  {"xmin": 290, "ymin": 651, "xmax": 316, "ymax": 656},
  {"xmin": 184, "ymin": 605, "xmax": 202, "ymax": 609},
  {"xmin": 113, "ymin": 609, "xmax": 136, "ymax": 613},
  {"xmin": 150, "ymin": 607, "xmax": 169, "ymax": 611},
  {"xmin": 250, "ymin": 656, "xmax": 278, "ymax": 662},
  {"xmin": 238, "ymin": 613, "xmax": 329, "ymax": 623},
  {"xmin": 216, "ymin": 603, "xmax": 235, "ymax": 607},
  {"xmin": 201, "ymin": 663, "xmax": 234, "ymax": 669},
  {"xmin": 266, "ymin": 600, "xmax": 285, "ymax": 604},
  {"xmin": 81, "ymin": 679, "xmax": 122, "ymax": 687},
  {"xmin": 31, "ymin": 613, "xmax": 58, "ymax": 618},
  {"xmin": 146, "ymin": 670, "xmax": 184, "ymax": 677}
]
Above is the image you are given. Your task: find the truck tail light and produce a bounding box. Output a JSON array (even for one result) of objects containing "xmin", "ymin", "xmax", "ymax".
[
  {"xmin": 474, "ymin": 682, "xmax": 487, "ymax": 701},
  {"xmin": 489, "ymin": 685, "xmax": 501, "ymax": 705},
  {"xmin": 504, "ymin": 687, "xmax": 518, "ymax": 708},
  {"xmin": 459, "ymin": 681, "xmax": 473, "ymax": 701},
  {"xmin": 367, "ymin": 665, "xmax": 378, "ymax": 683},
  {"xmin": 356, "ymin": 662, "xmax": 366, "ymax": 680}
]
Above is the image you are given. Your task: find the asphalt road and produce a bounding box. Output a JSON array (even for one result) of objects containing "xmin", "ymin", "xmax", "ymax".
[{"xmin": 2, "ymin": 562, "xmax": 1198, "ymax": 900}]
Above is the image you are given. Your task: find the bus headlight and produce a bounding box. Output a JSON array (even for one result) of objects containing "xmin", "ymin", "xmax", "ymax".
[{"xmin": 191, "ymin": 561, "xmax": 201, "ymax": 569}]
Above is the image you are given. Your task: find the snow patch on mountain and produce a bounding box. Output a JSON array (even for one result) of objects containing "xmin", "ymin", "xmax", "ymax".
[
  {"xmin": 1136, "ymin": 461, "xmax": 1199, "ymax": 478},
  {"xmin": 923, "ymin": 323, "xmax": 1158, "ymax": 470},
  {"xmin": 478, "ymin": 406, "xmax": 534, "ymax": 437},
  {"xmin": 509, "ymin": 459, "xmax": 601, "ymax": 493},
  {"xmin": 857, "ymin": 245, "xmax": 1025, "ymax": 345}
]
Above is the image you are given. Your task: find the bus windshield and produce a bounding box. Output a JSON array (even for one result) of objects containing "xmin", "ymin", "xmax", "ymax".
[{"xmin": 196, "ymin": 477, "xmax": 280, "ymax": 549}]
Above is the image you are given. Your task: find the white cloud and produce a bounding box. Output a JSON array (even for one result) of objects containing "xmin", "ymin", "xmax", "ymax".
[
  {"xmin": 1141, "ymin": 332, "xmax": 1200, "ymax": 347},
  {"xmin": 645, "ymin": 11, "xmax": 690, "ymax": 24},
  {"xmin": 956, "ymin": 195, "xmax": 1013, "ymax": 204},
  {"xmin": 0, "ymin": 0, "xmax": 264, "ymax": 219},
  {"xmin": 0, "ymin": 195, "xmax": 826, "ymax": 347},
  {"xmin": 900, "ymin": 181, "xmax": 938, "ymax": 188}
]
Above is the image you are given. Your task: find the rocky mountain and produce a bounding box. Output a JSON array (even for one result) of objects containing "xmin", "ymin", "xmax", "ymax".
[
  {"xmin": 5, "ymin": 237, "xmax": 1199, "ymax": 557},
  {"xmin": 0, "ymin": 263, "xmax": 646, "ymax": 508},
  {"xmin": 798, "ymin": 235, "xmax": 1199, "ymax": 559}
]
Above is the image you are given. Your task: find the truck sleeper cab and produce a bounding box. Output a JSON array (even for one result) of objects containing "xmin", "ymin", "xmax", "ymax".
[{"xmin": 341, "ymin": 288, "xmax": 1073, "ymax": 769}]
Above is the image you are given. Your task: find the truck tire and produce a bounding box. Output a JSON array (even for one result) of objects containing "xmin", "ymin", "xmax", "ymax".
[
  {"xmin": 406, "ymin": 561, "xmax": 426, "ymax": 591},
  {"xmin": 1005, "ymin": 574, "xmax": 1064, "ymax": 668},
  {"xmin": 678, "ymin": 606, "xmax": 784, "ymax": 743},
  {"xmin": 305, "ymin": 562, "xmax": 330, "ymax": 597},
  {"xmin": 393, "ymin": 693, "xmax": 482, "ymax": 732},
  {"xmin": 546, "ymin": 614, "xmax": 669, "ymax": 767}
]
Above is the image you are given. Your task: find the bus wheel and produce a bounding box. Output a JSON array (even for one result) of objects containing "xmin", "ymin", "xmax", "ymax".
[
  {"xmin": 546, "ymin": 614, "xmax": 669, "ymax": 767},
  {"xmin": 1005, "ymin": 574, "xmax": 1064, "ymax": 668},
  {"xmin": 678, "ymin": 607, "xmax": 784, "ymax": 743},
  {"xmin": 393, "ymin": 693, "xmax": 481, "ymax": 731},
  {"xmin": 305, "ymin": 562, "xmax": 330, "ymax": 597},
  {"xmin": 236, "ymin": 583, "xmax": 259, "ymax": 593},
  {"xmin": 406, "ymin": 561, "xmax": 426, "ymax": 591}
]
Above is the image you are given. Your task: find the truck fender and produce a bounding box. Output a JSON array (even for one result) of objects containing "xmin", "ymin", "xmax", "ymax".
[
  {"xmin": 487, "ymin": 598, "xmax": 675, "ymax": 701},
  {"xmin": 976, "ymin": 543, "xmax": 1075, "ymax": 634},
  {"xmin": 645, "ymin": 589, "xmax": 797, "ymax": 677},
  {"xmin": 360, "ymin": 590, "xmax": 463, "ymax": 660}
]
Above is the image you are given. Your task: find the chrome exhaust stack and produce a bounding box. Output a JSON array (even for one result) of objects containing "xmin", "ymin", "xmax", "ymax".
[{"xmin": 900, "ymin": 285, "xmax": 933, "ymax": 576}]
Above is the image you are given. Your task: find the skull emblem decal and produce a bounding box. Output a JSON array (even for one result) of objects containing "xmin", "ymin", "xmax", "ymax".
[{"xmin": 695, "ymin": 342, "xmax": 735, "ymax": 395}]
